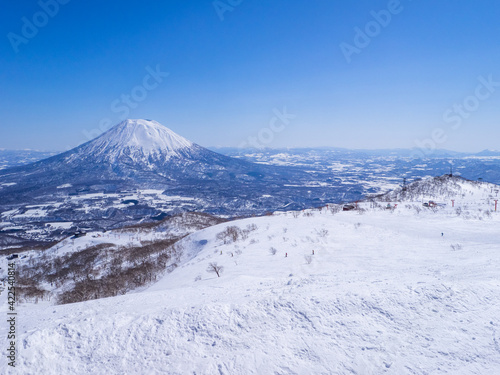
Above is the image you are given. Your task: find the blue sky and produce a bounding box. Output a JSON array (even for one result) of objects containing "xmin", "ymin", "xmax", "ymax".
[{"xmin": 1, "ymin": 0, "xmax": 499, "ymax": 152}]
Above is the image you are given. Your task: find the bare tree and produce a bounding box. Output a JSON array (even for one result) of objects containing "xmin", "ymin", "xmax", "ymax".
[
  {"xmin": 216, "ymin": 226, "xmax": 242, "ymax": 244},
  {"xmin": 317, "ymin": 229, "xmax": 329, "ymax": 237},
  {"xmin": 207, "ymin": 262, "xmax": 224, "ymax": 277}
]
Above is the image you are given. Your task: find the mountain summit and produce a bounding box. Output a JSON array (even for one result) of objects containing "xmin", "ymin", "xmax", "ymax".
[
  {"xmin": 58, "ymin": 118, "xmax": 223, "ymax": 171},
  {"xmin": 81, "ymin": 119, "xmax": 194, "ymax": 162},
  {"xmin": 1, "ymin": 119, "xmax": 233, "ymax": 183}
]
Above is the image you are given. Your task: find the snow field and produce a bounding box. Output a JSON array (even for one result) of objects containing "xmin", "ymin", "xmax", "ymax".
[{"xmin": 1, "ymin": 198, "xmax": 500, "ymax": 374}]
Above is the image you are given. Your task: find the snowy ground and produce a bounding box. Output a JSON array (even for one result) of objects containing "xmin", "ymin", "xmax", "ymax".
[{"xmin": 1, "ymin": 180, "xmax": 500, "ymax": 374}]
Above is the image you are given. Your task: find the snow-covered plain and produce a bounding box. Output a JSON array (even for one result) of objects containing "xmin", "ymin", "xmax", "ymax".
[{"xmin": 1, "ymin": 178, "xmax": 500, "ymax": 374}]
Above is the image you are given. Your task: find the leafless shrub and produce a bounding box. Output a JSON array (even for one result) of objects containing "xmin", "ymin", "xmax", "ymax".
[
  {"xmin": 450, "ymin": 244, "xmax": 463, "ymax": 251},
  {"xmin": 207, "ymin": 262, "xmax": 224, "ymax": 277},
  {"xmin": 115, "ymin": 212, "xmax": 226, "ymax": 233},
  {"xmin": 124, "ymin": 238, "xmax": 178, "ymax": 265},
  {"xmin": 34, "ymin": 238, "xmax": 180, "ymax": 305},
  {"xmin": 269, "ymin": 247, "xmax": 277, "ymax": 255},
  {"xmin": 216, "ymin": 226, "xmax": 243, "ymax": 244},
  {"xmin": 246, "ymin": 223, "xmax": 258, "ymax": 232},
  {"xmin": 317, "ymin": 229, "xmax": 329, "ymax": 237},
  {"xmin": 17, "ymin": 285, "xmax": 49, "ymax": 303},
  {"xmin": 17, "ymin": 226, "xmax": 193, "ymax": 306},
  {"xmin": 109, "ymin": 257, "xmax": 123, "ymax": 274},
  {"xmin": 57, "ymin": 256, "xmax": 176, "ymax": 305},
  {"xmin": 329, "ymin": 205, "xmax": 342, "ymax": 214},
  {"xmin": 304, "ymin": 255, "xmax": 312, "ymax": 264}
]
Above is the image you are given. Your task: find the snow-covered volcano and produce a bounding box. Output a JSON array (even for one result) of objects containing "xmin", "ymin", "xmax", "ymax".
[
  {"xmin": 0, "ymin": 119, "xmax": 349, "ymax": 236},
  {"xmin": 76, "ymin": 119, "xmax": 194, "ymax": 163},
  {"xmin": 0, "ymin": 119, "xmax": 224, "ymax": 189},
  {"xmin": 0, "ymin": 119, "xmax": 271, "ymax": 185}
]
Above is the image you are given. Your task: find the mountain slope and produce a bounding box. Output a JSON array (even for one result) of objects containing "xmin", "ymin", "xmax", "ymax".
[
  {"xmin": 370, "ymin": 174, "xmax": 499, "ymax": 204},
  {"xmin": 0, "ymin": 119, "xmax": 280, "ymax": 190},
  {"xmin": 3, "ymin": 178, "xmax": 500, "ymax": 374}
]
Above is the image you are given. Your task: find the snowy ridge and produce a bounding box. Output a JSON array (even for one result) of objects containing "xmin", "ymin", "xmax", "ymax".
[{"xmin": 373, "ymin": 175, "xmax": 499, "ymax": 203}]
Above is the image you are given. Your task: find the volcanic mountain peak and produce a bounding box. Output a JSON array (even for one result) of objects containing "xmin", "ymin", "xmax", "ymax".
[{"xmin": 83, "ymin": 119, "xmax": 193, "ymax": 158}]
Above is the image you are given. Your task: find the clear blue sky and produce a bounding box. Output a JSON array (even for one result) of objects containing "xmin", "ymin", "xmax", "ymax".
[{"xmin": 1, "ymin": 0, "xmax": 499, "ymax": 152}]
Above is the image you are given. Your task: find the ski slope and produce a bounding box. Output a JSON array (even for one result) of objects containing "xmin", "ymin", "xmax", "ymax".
[{"xmin": 1, "ymin": 178, "xmax": 500, "ymax": 374}]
